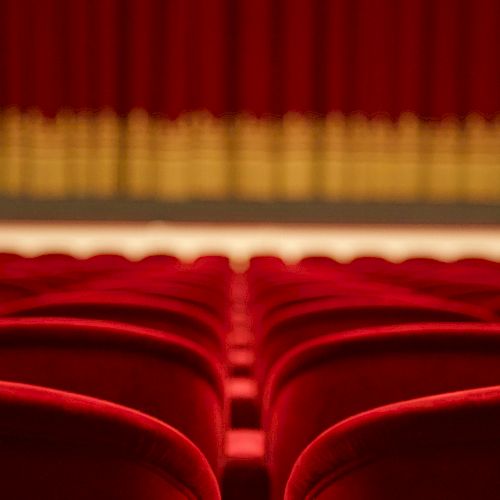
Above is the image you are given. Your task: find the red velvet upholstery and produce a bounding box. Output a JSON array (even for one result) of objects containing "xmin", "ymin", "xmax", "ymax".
[
  {"xmin": 76, "ymin": 277, "xmax": 228, "ymax": 322},
  {"xmin": 0, "ymin": 381, "xmax": 220, "ymax": 499},
  {"xmin": 298, "ymin": 256, "xmax": 340, "ymax": 269},
  {"xmin": 386, "ymin": 261, "xmax": 500, "ymax": 292},
  {"xmin": 286, "ymin": 385, "xmax": 500, "ymax": 500},
  {"xmin": 81, "ymin": 254, "xmax": 133, "ymax": 273},
  {"xmin": 0, "ymin": 252, "xmax": 20, "ymax": 263},
  {"xmin": 111, "ymin": 267, "xmax": 231, "ymax": 304},
  {"xmin": 1, "ymin": 252, "xmax": 498, "ymax": 499},
  {"xmin": 257, "ymin": 296, "xmax": 492, "ymax": 379},
  {"xmin": 0, "ymin": 278, "xmax": 45, "ymax": 302},
  {"xmin": 0, "ymin": 258, "xmax": 74, "ymax": 290},
  {"xmin": 455, "ymin": 258, "xmax": 500, "ymax": 269},
  {"xmin": 347, "ymin": 256, "xmax": 396, "ymax": 275},
  {"xmin": 0, "ymin": 291, "xmax": 225, "ymax": 357},
  {"xmin": 485, "ymin": 296, "xmax": 500, "ymax": 318},
  {"xmin": 418, "ymin": 278, "xmax": 500, "ymax": 306},
  {"xmin": 254, "ymin": 281, "xmax": 416, "ymax": 324},
  {"xmin": 137, "ymin": 254, "xmax": 180, "ymax": 268},
  {"xmin": 264, "ymin": 323, "xmax": 500, "ymax": 498},
  {"xmin": 0, "ymin": 318, "xmax": 225, "ymax": 472}
]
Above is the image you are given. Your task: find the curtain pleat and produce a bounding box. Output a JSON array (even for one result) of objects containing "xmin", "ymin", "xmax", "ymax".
[
  {"xmin": 281, "ymin": 0, "xmax": 315, "ymax": 114},
  {"xmin": 0, "ymin": 0, "xmax": 498, "ymax": 118},
  {"xmin": 465, "ymin": 0, "xmax": 499, "ymax": 120},
  {"xmin": 65, "ymin": 0, "xmax": 91, "ymax": 112},
  {"xmin": 237, "ymin": 0, "xmax": 272, "ymax": 117},
  {"xmin": 92, "ymin": 0, "xmax": 119, "ymax": 112}
]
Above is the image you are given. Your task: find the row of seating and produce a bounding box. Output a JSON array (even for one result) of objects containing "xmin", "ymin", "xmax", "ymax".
[
  {"xmin": 246, "ymin": 256, "xmax": 500, "ymax": 498},
  {"xmin": 1, "ymin": 253, "xmax": 500, "ymax": 498},
  {"xmin": 299, "ymin": 256, "xmax": 500, "ymax": 312},
  {"xmin": 0, "ymin": 253, "xmax": 233, "ymax": 499}
]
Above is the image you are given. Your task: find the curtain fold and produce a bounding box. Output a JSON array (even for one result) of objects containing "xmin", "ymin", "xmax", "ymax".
[{"xmin": 1, "ymin": 0, "xmax": 497, "ymax": 118}]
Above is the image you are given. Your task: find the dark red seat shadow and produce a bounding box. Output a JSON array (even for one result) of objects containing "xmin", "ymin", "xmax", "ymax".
[
  {"xmin": 485, "ymin": 295, "xmax": 500, "ymax": 318},
  {"xmin": 0, "ymin": 381, "xmax": 220, "ymax": 499},
  {"xmin": 263, "ymin": 322, "xmax": 500, "ymax": 499},
  {"xmin": 416, "ymin": 278, "xmax": 500, "ymax": 306},
  {"xmin": 0, "ymin": 278, "xmax": 47, "ymax": 302},
  {"xmin": 257, "ymin": 295, "xmax": 493, "ymax": 380},
  {"xmin": 0, "ymin": 291, "xmax": 226, "ymax": 358},
  {"xmin": 76, "ymin": 277, "xmax": 229, "ymax": 323},
  {"xmin": 0, "ymin": 317, "xmax": 226, "ymax": 472},
  {"xmin": 286, "ymin": 385, "xmax": 500, "ymax": 500},
  {"xmin": 253, "ymin": 281, "xmax": 417, "ymax": 325}
]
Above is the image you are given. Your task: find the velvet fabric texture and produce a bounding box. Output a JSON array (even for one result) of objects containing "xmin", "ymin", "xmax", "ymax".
[
  {"xmin": 0, "ymin": 318, "xmax": 226, "ymax": 472},
  {"xmin": 0, "ymin": 381, "xmax": 220, "ymax": 499},
  {"xmin": 257, "ymin": 296, "xmax": 493, "ymax": 380},
  {"xmin": 252, "ymin": 280, "xmax": 416, "ymax": 325},
  {"xmin": 0, "ymin": 291, "xmax": 225, "ymax": 358},
  {"xmin": 75, "ymin": 278, "xmax": 228, "ymax": 322},
  {"xmin": 286, "ymin": 385, "xmax": 500, "ymax": 500},
  {"xmin": 264, "ymin": 323, "xmax": 500, "ymax": 499},
  {"xmin": 1, "ymin": 0, "xmax": 498, "ymax": 118}
]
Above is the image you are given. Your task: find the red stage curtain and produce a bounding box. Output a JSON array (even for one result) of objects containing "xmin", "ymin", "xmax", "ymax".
[{"xmin": 0, "ymin": 0, "xmax": 498, "ymax": 118}]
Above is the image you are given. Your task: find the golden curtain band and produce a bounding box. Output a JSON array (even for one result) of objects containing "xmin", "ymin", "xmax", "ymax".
[{"xmin": 1, "ymin": 109, "xmax": 499, "ymax": 202}]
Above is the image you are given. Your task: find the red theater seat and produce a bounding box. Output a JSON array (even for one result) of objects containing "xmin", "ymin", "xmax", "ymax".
[
  {"xmin": 257, "ymin": 296, "xmax": 492, "ymax": 379},
  {"xmin": 417, "ymin": 278, "xmax": 500, "ymax": 306},
  {"xmin": 0, "ymin": 257, "xmax": 78, "ymax": 289},
  {"xmin": 285, "ymin": 386, "xmax": 500, "ymax": 500},
  {"xmin": 455, "ymin": 258, "xmax": 500, "ymax": 270},
  {"xmin": 0, "ymin": 252, "xmax": 20, "ymax": 263},
  {"xmin": 96, "ymin": 267, "xmax": 230, "ymax": 304},
  {"xmin": 0, "ymin": 278, "xmax": 45, "ymax": 302},
  {"xmin": 347, "ymin": 256, "xmax": 396, "ymax": 274},
  {"xmin": 394, "ymin": 261, "xmax": 500, "ymax": 292},
  {"xmin": 485, "ymin": 296, "xmax": 500, "ymax": 318},
  {"xmin": 82, "ymin": 254, "xmax": 133, "ymax": 273},
  {"xmin": 193, "ymin": 255, "xmax": 232, "ymax": 271},
  {"xmin": 297, "ymin": 256, "xmax": 339, "ymax": 269},
  {"xmin": 0, "ymin": 318, "xmax": 225, "ymax": 471},
  {"xmin": 77, "ymin": 277, "xmax": 229, "ymax": 323},
  {"xmin": 0, "ymin": 381, "xmax": 220, "ymax": 499},
  {"xmin": 264, "ymin": 323, "xmax": 500, "ymax": 498},
  {"xmin": 254, "ymin": 281, "xmax": 416, "ymax": 324},
  {"xmin": 0, "ymin": 291, "xmax": 225, "ymax": 358},
  {"xmin": 248, "ymin": 256, "xmax": 286, "ymax": 271},
  {"xmin": 137, "ymin": 254, "xmax": 180, "ymax": 268}
]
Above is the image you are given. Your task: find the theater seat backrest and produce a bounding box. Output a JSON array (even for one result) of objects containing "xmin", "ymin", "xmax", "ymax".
[
  {"xmin": 256, "ymin": 283, "xmax": 416, "ymax": 324},
  {"xmin": 258, "ymin": 296, "xmax": 492, "ymax": 378},
  {"xmin": 0, "ymin": 318, "xmax": 225, "ymax": 472},
  {"xmin": 286, "ymin": 386, "xmax": 500, "ymax": 500},
  {"xmin": 264, "ymin": 323, "xmax": 500, "ymax": 498},
  {"xmin": 0, "ymin": 381, "xmax": 220, "ymax": 500},
  {"xmin": 0, "ymin": 291, "xmax": 225, "ymax": 357},
  {"xmin": 77, "ymin": 278, "xmax": 227, "ymax": 321}
]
